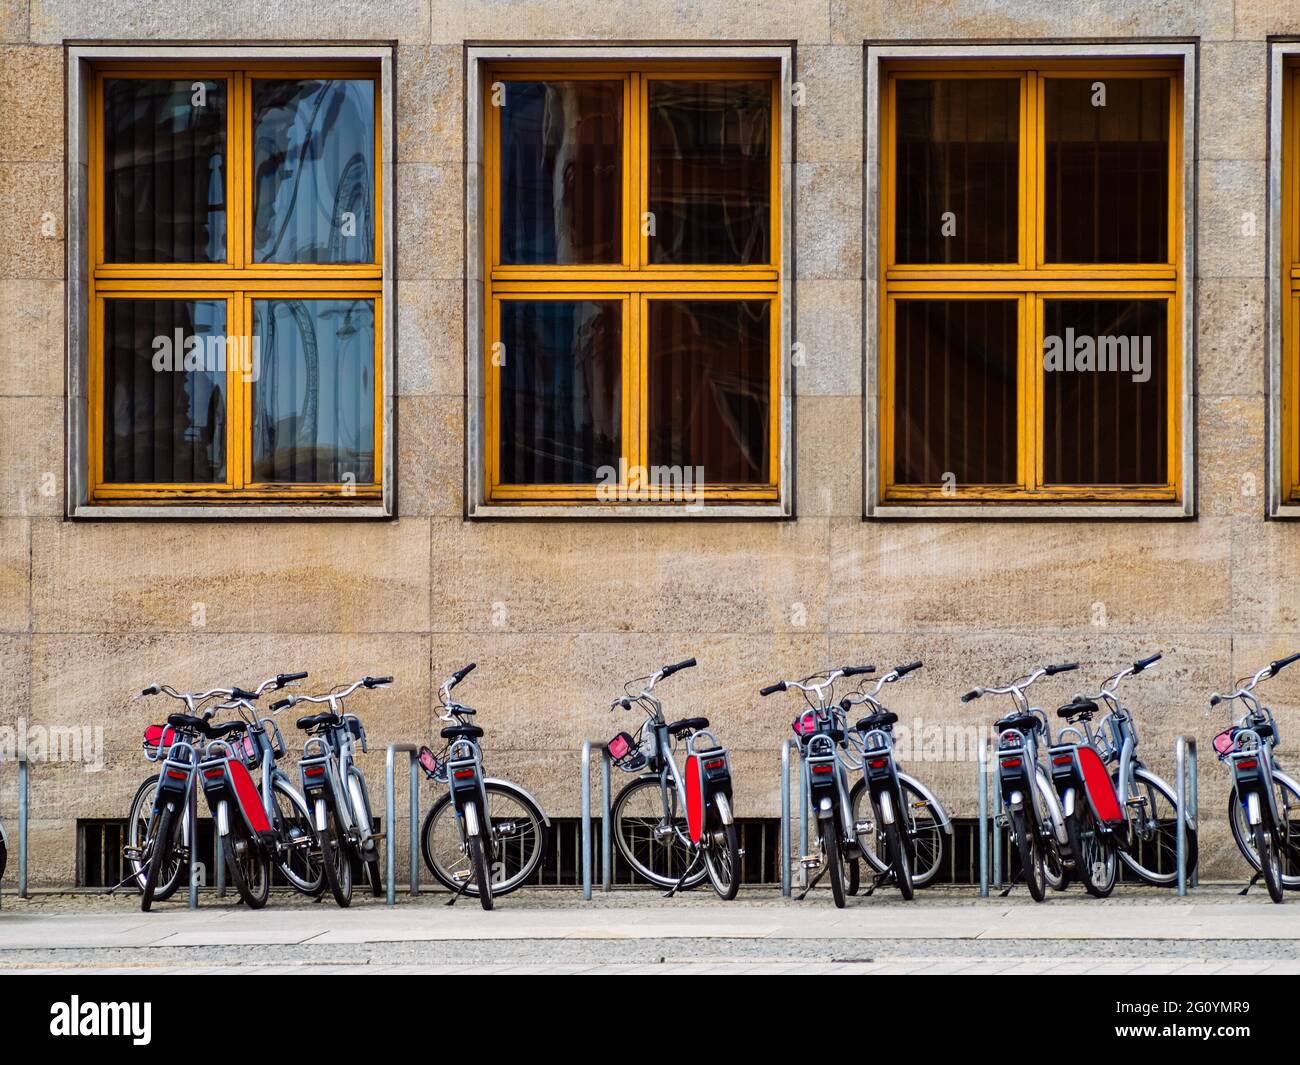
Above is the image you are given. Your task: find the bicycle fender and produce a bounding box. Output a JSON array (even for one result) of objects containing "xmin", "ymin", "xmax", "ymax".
[
  {"xmin": 878, "ymin": 789, "xmax": 895, "ymax": 826},
  {"xmin": 896, "ymin": 771, "xmax": 953, "ymax": 834},
  {"xmin": 481, "ymin": 779, "xmax": 550, "ymax": 827}
]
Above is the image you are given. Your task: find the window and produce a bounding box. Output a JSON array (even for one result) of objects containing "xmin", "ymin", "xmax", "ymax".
[
  {"xmin": 1279, "ymin": 57, "xmax": 1300, "ymax": 512},
  {"xmin": 875, "ymin": 58, "xmax": 1186, "ymax": 510},
  {"xmin": 83, "ymin": 60, "xmax": 384, "ymax": 508},
  {"xmin": 480, "ymin": 60, "xmax": 783, "ymax": 507}
]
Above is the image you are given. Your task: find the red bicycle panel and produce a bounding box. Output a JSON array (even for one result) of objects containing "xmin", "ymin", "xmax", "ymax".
[
  {"xmin": 685, "ymin": 754, "xmax": 704, "ymax": 843},
  {"xmin": 1078, "ymin": 745, "xmax": 1124, "ymax": 824},
  {"xmin": 228, "ymin": 760, "xmax": 272, "ymax": 834}
]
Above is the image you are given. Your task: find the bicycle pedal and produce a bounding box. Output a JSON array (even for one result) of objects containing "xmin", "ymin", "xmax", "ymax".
[
  {"xmin": 451, "ymin": 870, "xmax": 471, "ymax": 884},
  {"xmin": 1126, "ymin": 797, "xmax": 1148, "ymax": 808},
  {"xmin": 122, "ymin": 847, "xmax": 143, "ymax": 861},
  {"xmin": 854, "ymin": 819, "xmax": 874, "ymax": 834},
  {"xmin": 799, "ymin": 855, "xmax": 820, "ymax": 869}
]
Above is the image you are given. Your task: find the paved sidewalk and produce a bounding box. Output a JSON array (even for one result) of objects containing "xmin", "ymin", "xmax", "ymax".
[{"xmin": 1, "ymin": 887, "xmax": 1296, "ymax": 973}]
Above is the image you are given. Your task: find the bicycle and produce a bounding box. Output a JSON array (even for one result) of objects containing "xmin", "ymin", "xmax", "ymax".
[
  {"xmin": 278, "ymin": 675, "xmax": 392, "ymax": 907},
  {"xmin": 129, "ymin": 674, "xmax": 303, "ymax": 910},
  {"xmin": 761, "ymin": 664, "xmax": 875, "ymax": 908},
  {"xmin": 962, "ymin": 663, "xmax": 1078, "ymax": 902},
  {"xmin": 418, "ymin": 663, "xmax": 549, "ymax": 910},
  {"xmin": 198, "ymin": 687, "xmax": 324, "ymax": 908},
  {"xmin": 1211, "ymin": 652, "xmax": 1300, "ymax": 903},
  {"xmin": 839, "ymin": 662, "xmax": 952, "ymax": 897},
  {"xmin": 1050, "ymin": 653, "xmax": 1196, "ymax": 897},
  {"xmin": 607, "ymin": 657, "xmax": 741, "ymax": 899}
]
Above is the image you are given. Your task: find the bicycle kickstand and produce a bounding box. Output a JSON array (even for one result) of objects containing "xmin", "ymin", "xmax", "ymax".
[
  {"xmin": 998, "ymin": 870, "xmax": 1023, "ymax": 898},
  {"xmin": 794, "ymin": 863, "xmax": 829, "ymax": 902},
  {"xmin": 1238, "ymin": 871, "xmax": 1263, "ymax": 897},
  {"xmin": 446, "ymin": 869, "xmax": 477, "ymax": 907},
  {"xmin": 864, "ymin": 869, "xmax": 893, "ymax": 898},
  {"xmin": 664, "ymin": 848, "xmax": 704, "ymax": 899}
]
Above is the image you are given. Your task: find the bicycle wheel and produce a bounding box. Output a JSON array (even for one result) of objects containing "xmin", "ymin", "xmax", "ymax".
[
  {"xmin": 318, "ymin": 808, "xmax": 353, "ymax": 908},
  {"xmin": 269, "ymin": 777, "xmax": 322, "ymax": 895},
  {"xmin": 850, "ymin": 778, "xmax": 946, "ymax": 888},
  {"xmin": 1066, "ymin": 803, "xmax": 1118, "ymax": 898},
  {"xmin": 422, "ymin": 782, "xmax": 548, "ymax": 896},
  {"xmin": 140, "ymin": 801, "xmax": 177, "ymax": 913},
  {"xmin": 127, "ymin": 775, "xmax": 183, "ymax": 901},
  {"xmin": 822, "ymin": 815, "xmax": 846, "ymax": 908},
  {"xmin": 882, "ymin": 818, "xmax": 914, "ymax": 900},
  {"xmin": 467, "ymin": 802, "xmax": 493, "ymax": 911},
  {"xmin": 703, "ymin": 821, "xmax": 741, "ymax": 900},
  {"xmin": 223, "ymin": 817, "xmax": 270, "ymax": 909},
  {"xmin": 1228, "ymin": 781, "xmax": 1300, "ymax": 888},
  {"xmin": 1255, "ymin": 818, "xmax": 1285, "ymax": 903},
  {"xmin": 1116, "ymin": 767, "xmax": 1196, "ymax": 886},
  {"xmin": 610, "ymin": 776, "xmax": 707, "ymax": 889},
  {"xmin": 1009, "ymin": 807, "xmax": 1045, "ymax": 902}
]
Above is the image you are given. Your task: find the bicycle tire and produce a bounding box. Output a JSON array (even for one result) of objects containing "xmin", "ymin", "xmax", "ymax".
[
  {"xmin": 223, "ymin": 817, "xmax": 270, "ymax": 909},
  {"xmin": 850, "ymin": 777, "xmax": 946, "ymax": 887},
  {"xmin": 421, "ymin": 782, "xmax": 548, "ymax": 896},
  {"xmin": 270, "ymin": 776, "xmax": 323, "ymax": 895},
  {"xmin": 141, "ymin": 801, "xmax": 176, "ymax": 913},
  {"xmin": 468, "ymin": 813, "xmax": 493, "ymax": 911},
  {"xmin": 704, "ymin": 821, "xmax": 741, "ymax": 901},
  {"xmin": 609, "ymin": 775, "xmax": 708, "ymax": 890},
  {"xmin": 318, "ymin": 808, "xmax": 353, "ymax": 908},
  {"xmin": 128, "ymin": 775, "xmax": 183, "ymax": 901},
  {"xmin": 1009, "ymin": 806, "xmax": 1045, "ymax": 902},
  {"xmin": 1228, "ymin": 782, "xmax": 1300, "ymax": 888},
  {"xmin": 883, "ymin": 817, "xmax": 914, "ymax": 900},
  {"xmin": 1255, "ymin": 818, "xmax": 1285, "ymax": 903},
  {"xmin": 1066, "ymin": 803, "xmax": 1117, "ymax": 898},
  {"xmin": 1118, "ymin": 766, "xmax": 1196, "ymax": 886},
  {"xmin": 823, "ymin": 815, "xmax": 846, "ymax": 908}
]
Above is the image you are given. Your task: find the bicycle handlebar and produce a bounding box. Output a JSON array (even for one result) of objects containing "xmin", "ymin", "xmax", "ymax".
[
  {"xmin": 961, "ymin": 688, "xmax": 982, "ymax": 703},
  {"xmin": 1132, "ymin": 653, "xmax": 1162, "ymax": 674},
  {"xmin": 893, "ymin": 661, "xmax": 923, "ymax": 679},
  {"xmin": 660, "ymin": 657, "xmax": 697, "ymax": 678},
  {"xmin": 841, "ymin": 664, "xmax": 875, "ymax": 677},
  {"xmin": 1044, "ymin": 662, "xmax": 1079, "ymax": 676},
  {"xmin": 1271, "ymin": 652, "xmax": 1300, "ymax": 675},
  {"xmin": 759, "ymin": 681, "xmax": 786, "ymax": 697}
]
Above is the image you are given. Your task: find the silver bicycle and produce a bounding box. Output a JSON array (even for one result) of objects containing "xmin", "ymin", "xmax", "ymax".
[{"xmin": 277, "ymin": 676, "xmax": 390, "ymax": 907}]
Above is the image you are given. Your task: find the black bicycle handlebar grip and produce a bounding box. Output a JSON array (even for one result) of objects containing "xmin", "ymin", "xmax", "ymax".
[
  {"xmin": 231, "ymin": 686, "xmax": 259, "ymax": 701},
  {"xmin": 619, "ymin": 697, "xmax": 633, "ymax": 710},
  {"xmin": 277, "ymin": 671, "xmax": 308, "ymax": 686},
  {"xmin": 269, "ymin": 698, "xmax": 293, "ymax": 712},
  {"xmin": 1132, "ymin": 653, "xmax": 1162, "ymax": 673},
  {"xmin": 364, "ymin": 675, "xmax": 394, "ymax": 687},
  {"xmin": 1270, "ymin": 652, "xmax": 1300, "ymax": 675},
  {"xmin": 759, "ymin": 681, "xmax": 786, "ymax": 697},
  {"xmin": 841, "ymin": 664, "xmax": 875, "ymax": 677},
  {"xmin": 661, "ymin": 657, "xmax": 697, "ymax": 677},
  {"xmin": 1045, "ymin": 662, "xmax": 1079, "ymax": 676},
  {"xmin": 1210, "ymin": 694, "xmax": 1222, "ymax": 707},
  {"xmin": 893, "ymin": 661, "xmax": 923, "ymax": 678},
  {"xmin": 451, "ymin": 662, "xmax": 476, "ymax": 685},
  {"xmin": 141, "ymin": 684, "xmax": 159, "ymax": 696},
  {"xmin": 960, "ymin": 688, "xmax": 982, "ymax": 703}
]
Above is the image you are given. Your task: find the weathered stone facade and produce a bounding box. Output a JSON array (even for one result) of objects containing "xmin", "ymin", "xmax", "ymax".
[{"xmin": 0, "ymin": 0, "xmax": 1294, "ymax": 885}]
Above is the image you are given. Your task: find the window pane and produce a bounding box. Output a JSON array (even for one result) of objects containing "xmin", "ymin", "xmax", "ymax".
[
  {"xmin": 252, "ymin": 79, "xmax": 376, "ymax": 264},
  {"xmin": 103, "ymin": 299, "xmax": 227, "ymax": 483},
  {"xmin": 252, "ymin": 299, "xmax": 376, "ymax": 483},
  {"xmin": 647, "ymin": 80, "xmax": 771, "ymax": 265},
  {"xmin": 1043, "ymin": 299, "xmax": 1168, "ymax": 485},
  {"xmin": 895, "ymin": 78, "xmax": 1019, "ymax": 264},
  {"xmin": 893, "ymin": 300, "xmax": 1018, "ymax": 486},
  {"xmin": 499, "ymin": 81, "xmax": 623, "ymax": 265},
  {"xmin": 1044, "ymin": 77, "xmax": 1170, "ymax": 263},
  {"xmin": 647, "ymin": 300, "xmax": 771, "ymax": 484},
  {"xmin": 104, "ymin": 79, "xmax": 227, "ymax": 263},
  {"xmin": 499, "ymin": 301, "xmax": 621, "ymax": 484}
]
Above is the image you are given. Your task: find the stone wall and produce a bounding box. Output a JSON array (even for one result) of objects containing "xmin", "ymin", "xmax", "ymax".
[{"xmin": 0, "ymin": 0, "xmax": 1294, "ymax": 884}]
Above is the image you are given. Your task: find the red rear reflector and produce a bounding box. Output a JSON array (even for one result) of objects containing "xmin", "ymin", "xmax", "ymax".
[
  {"xmin": 453, "ymin": 769, "xmax": 475, "ymax": 780},
  {"xmin": 1237, "ymin": 758, "xmax": 1258, "ymax": 770},
  {"xmin": 166, "ymin": 769, "xmax": 188, "ymax": 781},
  {"xmin": 1000, "ymin": 758, "xmax": 1022, "ymax": 769},
  {"xmin": 811, "ymin": 764, "xmax": 834, "ymax": 775},
  {"xmin": 304, "ymin": 766, "xmax": 325, "ymax": 777},
  {"xmin": 1053, "ymin": 755, "xmax": 1073, "ymax": 766},
  {"xmin": 203, "ymin": 768, "xmax": 224, "ymax": 779},
  {"xmin": 704, "ymin": 758, "xmax": 725, "ymax": 770},
  {"xmin": 868, "ymin": 758, "xmax": 889, "ymax": 770}
]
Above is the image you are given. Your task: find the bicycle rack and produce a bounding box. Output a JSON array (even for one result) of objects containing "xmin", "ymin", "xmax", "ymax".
[
  {"xmin": 1175, "ymin": 735, "xmax": 1198, "ymax": 897},
  {"xmin": 579, "ymin": 740, "xmax": 612, "ymax": 900},
  {"xmin": 384, "ymin": 743, "xmax": 421, "ymax": 906},
  {"xmin": 776, "ymin": 740, "xmax": 811, "ymax": 895},
  {"xmin": 976, "ymin": 737, "xmax": 1004, "ymax": 896},
  {"xmin": 0, "ymin": 751, "xmax": 29, "ymax": 907},
  {"xmin": 188, "ymin": 783, "xmax": 200, "ymax": 908}
]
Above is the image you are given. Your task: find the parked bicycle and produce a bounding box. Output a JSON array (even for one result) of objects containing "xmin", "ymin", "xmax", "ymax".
[
  {"xmin": 607, "ymin": 658, "xmax": 741, "ymax": 899},
  {"xmin": 963, "ymin": 663, "xmax": 1078, "ymax": 902},
  {"xmin": 838, "ymin": 662, "xmax": 952, "ymax": 897},
  {"xmin": 418, "ymin": 663, "xmax": 549, "ymax": 910},
  {"xmin": 276, "ymin": 676, "xmax": 390, "ymax": 907},
  {"xmin": 1049, "ymin": 653, "xmax": 1196, "ymax": 897},
  {"xmin": 761, "ymin": 664, "xmax": 875, "ymax": 907},
  {"xmin": 1212, "ymin": 653, "xmax": 1300, "ymax": 903},
  {"xmin": 129, "ymin": 673, "xmax": 306, "ymax": 910}
]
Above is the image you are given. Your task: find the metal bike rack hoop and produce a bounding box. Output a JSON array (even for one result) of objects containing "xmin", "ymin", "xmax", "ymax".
[
  {"xmin": 1174, "ymin": 735, "xmax": 1198, "ymax": 897},
  {"xmin": 385, "ymin": 743, "xmax": 422, "ymax": 906},
  {"xmin": 580, "ymin": 740, "xmax": 613, "ymax": 900},
  {"xmin": 779, "ymin": 739, "xmax": 793, "ymax": 897}
]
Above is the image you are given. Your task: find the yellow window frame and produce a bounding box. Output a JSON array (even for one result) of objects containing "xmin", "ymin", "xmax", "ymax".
[
  {"xmin": 86, "ymin": 61, "xmax": 384, "ymax": 505},
  {"xmin": 1282, "ymin": 62, "xmax": 1300, "ymax": 503},
  {"xmin": 482, "ymin": 60, "xmax": 782, "ymax": 505},
  {"xmin": 879, "ymin": 59, "xmax": 1183, "ymax": 505}
]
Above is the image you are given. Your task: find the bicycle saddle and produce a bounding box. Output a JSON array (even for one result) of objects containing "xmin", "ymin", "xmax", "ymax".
[
  {"xmin": 667, "ymin": 716, "xmax": 709, "ymax": 735},
  {"xmin": 207, "ymin": 720, "xmax": 247, "ymax": 738},
  {"xmin": 296, "ymin": 711, "xmax": 341, "ymax": 730},
  {"xmin": 995, "ymin": 712, "xmax": 1041, "ymax": 734},
  {"xmin": 856, "ymin": 710, "xmax": 898, "ymax": 732},
  {"xmin": 440, "ymin": 723, "xmax": 484, "ymax": 740},
  {"xmin": 1056, "ymin": 698, "xmax": 1098, "ymax": 719}
]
